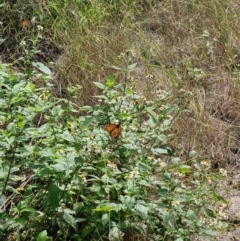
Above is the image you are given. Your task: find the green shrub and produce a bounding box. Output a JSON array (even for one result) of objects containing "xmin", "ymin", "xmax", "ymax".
[{"xmin": 0, "ymin": 48, "xmax": 228, "ymax": 241}]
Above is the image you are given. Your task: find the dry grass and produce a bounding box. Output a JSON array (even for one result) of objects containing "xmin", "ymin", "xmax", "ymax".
[{"xmin": 1, "ymin": 0, "xmax": 240, "ymax": 175}]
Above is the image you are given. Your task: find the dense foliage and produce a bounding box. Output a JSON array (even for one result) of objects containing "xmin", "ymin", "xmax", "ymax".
[{"xmin": 0, "ymin": 50, "xmax": 227, "ymax": 240}]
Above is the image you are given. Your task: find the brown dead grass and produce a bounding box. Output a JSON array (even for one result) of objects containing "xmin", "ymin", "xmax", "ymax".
[{"xmin": 1, "ymin": 0, "xmax": 240, "ymax": 171}]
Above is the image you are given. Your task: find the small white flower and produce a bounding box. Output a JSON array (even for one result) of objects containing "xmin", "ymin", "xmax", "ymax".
[
  {"xmin": 146, "ymin": 74, "xmax": 154, "ymax": 78},
  {"xmin": 37, "ymin": 25, "xmax": 43, "ymax": 31},
  {"xmin": 107, "ymin": 163, "xmax": 117, "ymax": 169},
  {"xmin": 20, "ymin": 40, "xmax": 26, "ymax": 46},
  {"xmin": 31, "ymin": 17, "xmax": 36, "ymax": 23},
  {"xmin": 200, "ymin": 160, "xmax": 211, "ymax": 169},
  {"xmin": 129, "ymin": 169, "xmax": 139, "ymax": 178},
  {"xmin": 172, "ymin": 200, "xmax": 180, "ymax": 207},
  {"xmin": 80, "ymin": 173, "xmax": 87, "ymax": 183},
  {"xmin": 219, "ymin": 168, "xmax": 227, "ymax": 177}
]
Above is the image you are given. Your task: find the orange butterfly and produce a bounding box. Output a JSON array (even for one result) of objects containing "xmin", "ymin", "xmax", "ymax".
[
  {"xmin": 20, "ymin": 19, "xmax": 31, "ymax": 28},
  {"xmin": 104, "ymin": 123, "xmax": 122, "ymax": 139}
]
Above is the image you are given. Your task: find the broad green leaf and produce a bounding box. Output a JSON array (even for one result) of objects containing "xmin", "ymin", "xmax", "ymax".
[
  {"xmin": 154, "ymin": 148, "xmax": 168, "ymax": 154},
  {"xmin": 212, "ymin": 189, "xmax": 218, "ymax": 201},
  {"xmin": 163, "ymin": 104, "xmax": 178, "ymax": 115},
  {"xmin": 15, "ymin": 218, "xmax": 27, "ymax": 226},
  {"xmin": 101, "ymin": 213, "xmax": 109, "ymax": 226},
  {"xmin": 80, "ymin": 105, "xmax": 94, "ymax": 111},
  {"xmin": 179, "ymin": 165, "xmax": 191, "ymax": 173},
  {"xmin": 93, "ymin": 205, "xmax": 115, "ymax": 212},
  {"xmin": 32, "ymin": 62, "xmax": 52, "ymax": 75},
  {"xmin": 0, "ymin": 39, "xmax": 6, "ymax": 45},
  {"xmin": 127, "ymin": 63, "xmax": 137, "ymax": 70},
  {"xmin": 63, "ymin": 212, "xmax": 77, "ymax": 230},
  {"xmin": 189, "ymin": 150, "xmax": 197, "ymax": 157},
  {"xmin": 212, "ymin": 189, "xmax": 227, "ymax": 203},
  {"xmin": 61, "ymin": 206, "xmax": 75, "ymax": 214},
  {"xmin": 175, "ymin": 238, "xmax": 184, "ymax": 241},
  {"xmin": 138, "ymin": 180, "xmax": 152, "ymax": 187},
  {"xmin": 37, "ymin": 230, "xmax": 47, "ymax": 241},
  {"xmin": 171, "ymin": 157, "xmax": 180, "ymax": 165},
  {"xmin": 157, "ymin": 186, "xmax": 169, "ymax": 196},
  {"xmin": 38, "ymin": 124, "xmax": 49, "ymax": 133},
  {"xmin": 6, "ymin": 136, "xmax": 15, "ymax": 146},
  {"xmin": 109, "ymin": 226, "xmax": 121, "ymax": 239},
  {"xmin": 106, "ymin": 75, "xmax": 115, "ymax": 87},
  {"xmin": 60, "ymin": 131, "xmax": 75, "ymax": 142},
  {"xmin": 135, "ymin": 204, "xmax": 148, "ymax": 219},
  {"xmin": 51, "ymin": 105, "xmax": 64, "ymax": 116},
  {"xmin": 205, "ymin": 208, "xmax": 215, "ymax": 218},
  {"xmin": 162, "ymin": 211, "xmax": 171, "ymax": 227},
  {"xmin": 119, "ymin": 195, "xmax": 135, "ymax": 209},
  {"xmin": 38, "ymin": 148, "xmax": 53, "ymax": 157},
  {"xmin": 80, "ymin": 225, "xmax": 94, "ymax": 238},
  {"xmin": 157, "ymin": 134, "xmax": 167, "ymax": 143},
  {"xmin": 82, "ymin": 117, "xmax": 94, "ymax": 127},
  {"xmin": 0, "ymin": 194, "xmax": 6, "ymax": 206},
  {"xmin": 93, "ymin": 82, "xmax": 105, "ymax": 89},
  {"xmin": 48, "ymin": 184, "xmax": 62, "ymax": 209},
  {"xmin": 20, "ymin": 206, "xmax": 36, "ymax": 213},
  {"xmin": 186, "ymin": 210, "xmax": 198, "ymax": 222}
]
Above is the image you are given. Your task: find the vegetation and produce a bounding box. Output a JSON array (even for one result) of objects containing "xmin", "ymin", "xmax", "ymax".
[{"xmin": 0, "ymin": 0, "xmax": 238, "ymax": 240}]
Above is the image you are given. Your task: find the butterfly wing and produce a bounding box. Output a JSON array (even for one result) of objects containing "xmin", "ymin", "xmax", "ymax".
[
  {"xmin": 20, "ymin": 19, "xmax": 31, "ymax": 28},
  {"xmin": 104, "ymin": 123, "xmax": 122, "ymax": 139},
  {"xmin": 110, "ymin": 125, "xmax": 122, "ymax": 138}
]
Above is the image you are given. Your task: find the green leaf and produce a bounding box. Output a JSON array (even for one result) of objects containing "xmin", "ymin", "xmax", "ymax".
[
  {"xmin": 135, "ymin": 204, "xmax": 148, "ymax": 219},
  {"xmin": 109, "ymin": 226, "xmax": 121, "ymax": 239},
  {"xmin": 79, "ymin": 105, "xmax": 94, "ymax": 111},
  {"xmin": 20, "ymin": 206, "xmax": 36, "ymax": 213},
  {"xmin": 189, "ymin": 150, "xmax": 197, "ymax": 157},
  {"xmin": 15, "ymin": 218, "xmax": 27, "ymax": 226},
  {"xmin": 212, "ymin": 189, "xmax": 218, "ymax": 201},
  {"xmin": 186, "ymin": 210, "xmax": 198, "ymax": 222},
  {"xmin": 175, "ymin": 238, "xmax": 184, "ymax": 241},
  {"xmin": 110, "ymin": 65, "xmax": 122, "ymax": 70},
  {"xmin": 106, "ymin": 75, "xmax": 115, "ymax": 87},
  {"xmin": 101, "ymin": 213, "xmax": 109, "ymax": 226},
  {"xmin": 127, "ymin": 63, "xmax": 137, "ymax": 70},
  {"xmin": 119, "ymin": 195, "xmax": 135, "ymax": 209},
  {"xmin": 154, "ymin": 148, "xmax": 168, "ymax": 155},
  {"xmin": 63, "ymin": 212, "xmax": 77, "ymax": 230},
  {"xmin": 93, "ymin": 82, "xmax": 105, "ymax": 89},
  {"xmin": 80, "ymin": 225, "xmax": 94, "ymax": 238},
  {"xmin": 82, "ymin": 117, "xmax": 94, "ymax": 127},
  {"xmin": 38, "ymin": 148, "xmax": 53, "ymax": 157},
  {"xmin": 51, "ymin": 105, "xmax": 64, "ymax": 116},
  {"xmin": 6, "ymin": 136, "xmax": 15, "ymax": 146},
  {"xmin": 32, "ymin": 62, "xmax": 52, "ymax": 75},
  {"xmin": 212, "ymin": 189, "xmax": 227, "ymax": 203},
  {"xmin": 171, "ymin": 157, "xmax": 180, "ymax": 165},
  {"xmin": 179, "ymin": 165, "xmax": 191, "ymax": 173},
  {"xmin": 37, "ymin": 230, "xmax": 47, "ymax": 241},
  {"xmin": 0, "ymin": 194, "xmax": 6, "ymax": 206},
  {"xmin": 163, "ymin": 104, "xmax": 178, "ymax": 115},
  {"xmin": 93, "ymin": 205, "xmax": 115, "ymax": 212},
  {"xmin": 157, "ymin": 134, "xmax": 167, "ymax": 143},
  {"xmin": 205, "ymin": 208, "xmax": 215, "ymax": 218},
  {"xmin": 162, "ymin": 211, "xmax": 172, "ymax": 228},
  {"xmin": 48, "ymin": 184, "xmax": 62, "ymax": 209},
  {"xmin": 60, "ymin": 131, "xmax": 75, "ymax": 142},
  {"xmin": 0, "ymin": 39, "xmax": 6, "ymax": 46}
]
